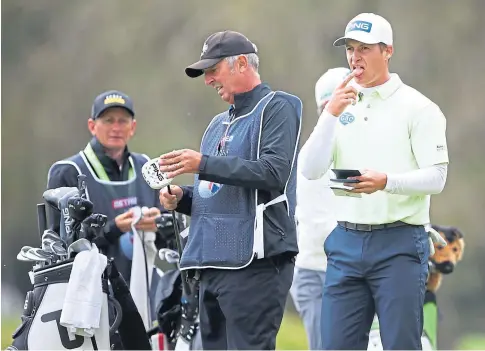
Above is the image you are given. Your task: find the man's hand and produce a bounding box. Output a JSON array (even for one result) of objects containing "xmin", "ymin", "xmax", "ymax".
[
  {"xmin": 159, "ymin": 149, "xmax": 203, "ymax": 178},
  {"xmin": 115, "ymin": 210, "xmax": 134, "ymax": 233},
  {"xmin": 159, "ymin": 185, "xmax": 183, "ymax": 211},
  {"xmin": 135, "ymin": 207, "xmax": 161, "ymax": 231},
  {"xmin": 326, "ymin": 71, "xmax": 358, "ymax": 117},
  {"xmin": 115, "ymin": 207, "xmax": 161, "ymax": 232},
  {"xmin": 345, "ymin": 170, "xmax": 388, "ymax": 194}
]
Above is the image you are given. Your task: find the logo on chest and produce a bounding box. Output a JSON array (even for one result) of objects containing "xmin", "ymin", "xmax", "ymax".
[
  {"xmin": 112, "ymin": 196, "xmax": 138, "ymax": 210},
  {"xmin": 198, "ymin": 180, "xmax": 223, "ymax": 198},
  {"xmin": 339, "ymin": 112, "xmax": 356, "ymax": 126}
]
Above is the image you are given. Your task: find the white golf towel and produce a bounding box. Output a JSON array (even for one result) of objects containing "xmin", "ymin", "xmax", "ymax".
[
  {"xmin": 130, "ymin": 229, "xmax": 158, "ymax": 330},
  {"xmin": 60, "ymin": 243, "xmax": 107, "ymax": 337}
]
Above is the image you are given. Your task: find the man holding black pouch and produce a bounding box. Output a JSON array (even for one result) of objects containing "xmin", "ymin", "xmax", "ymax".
[{"xmin": 300, "ymin": 13, "xmax": 449, "ymax": 350}]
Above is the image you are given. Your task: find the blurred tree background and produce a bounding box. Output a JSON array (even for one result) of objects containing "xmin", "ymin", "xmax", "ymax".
[{"xmin": 2, "ymin": 0, "xmax": 484, "ymax": 349}]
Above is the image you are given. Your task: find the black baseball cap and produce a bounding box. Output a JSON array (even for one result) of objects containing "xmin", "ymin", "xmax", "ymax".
[
  {"xmin": 91, "ymin": 90, "xmax": 135, "ymax": 119},
  {"xmin": 185, "ymin": 30, "xmax": 258, "ymax": 78}
]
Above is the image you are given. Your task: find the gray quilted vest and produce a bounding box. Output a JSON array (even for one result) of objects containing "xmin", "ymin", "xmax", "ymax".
[{"xmin": 47, "ymin": 143, "xmax": 156, "ymax": 280}]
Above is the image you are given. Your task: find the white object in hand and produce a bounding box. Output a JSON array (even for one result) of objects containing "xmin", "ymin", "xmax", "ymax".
[{"xmin": 142, "ymin": 158, "xmax": 173, "ymax": 190}]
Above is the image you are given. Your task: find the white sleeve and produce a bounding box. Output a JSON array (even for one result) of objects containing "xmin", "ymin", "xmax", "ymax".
[
  {"xmin": 384, "ymin": 163, "xmax": 448, "ymax": 195},
  {"xmin": 299, "ymin": 111, "xmax": 338, "ymax": 180},
  {"xmin": 411, "ymin": 103, "xmax": 449, "ymax": 168}
]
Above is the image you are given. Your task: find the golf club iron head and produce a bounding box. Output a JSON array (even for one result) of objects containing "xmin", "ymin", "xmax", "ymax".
[
  {"xmin": 25, "ymin": 248, "xmax": 49, "ymax": 263},
  {"xmin": 41, "ymin": 229, "xmax": 64, "ymax": 245},
  {"xmin": 67, "ymin": 238, "xmax": 92, "ymax": 258},
  {"xmin": 17, "ymin": 246, "xmax": 34, "ymax": 262},
  {"xmin": 49, "ymin": 241, "xmax": 68, "ymax": 258}
]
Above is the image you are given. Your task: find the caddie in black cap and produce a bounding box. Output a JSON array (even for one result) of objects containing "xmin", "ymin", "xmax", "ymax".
[
  {"xmin": 91, "ymin": 90, "xmax": 135, "ymax": 119},
  {"xmin": 185, "ymin": 30, "xmax": 258, "ymax": 78},
  {"xmin": 161, "ymin": 28, "xmax": 303, "ymax": 351},
  {"xmin": 47, "ymin": 85, "xmax": 170, "ymax": 351}
]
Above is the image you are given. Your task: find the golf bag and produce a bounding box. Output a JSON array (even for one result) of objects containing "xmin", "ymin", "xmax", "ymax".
[
  {"xmin": 149, "ymin": 268, "xmax": 202, "ymax": 351},
  {"xmin": 148, "ymin": 217, "xmax": 202, "ymax": 351},
  {"xmin": 140, "ymin": 157, "xmax": 203, "ymax": 350},
  {"xmin": 8, "ymin": 175, "xmax": 151, "ymax": 350},
  {"xmin": 7, "ymin": 259, "xmax": 119, "ymax": 351}
]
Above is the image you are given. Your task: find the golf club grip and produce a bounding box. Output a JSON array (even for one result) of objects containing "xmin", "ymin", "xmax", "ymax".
[
  {"xmin": 166, "ymin": 186, "xmax": 191, "ymax": 293},
  {"xmin": 171, "ymin": 211, "xmax": 191, "ymax": 293},
  {"xmin": 175, "ymin": 215, "xmax": 191, "ymax": 295},
  {"xmin": 36, "ymin": 203, "xmax": 47, "ymax": 239},
  {"xmin": 77, "ymin": 174, "xmax": 87, "ymax": 199}
]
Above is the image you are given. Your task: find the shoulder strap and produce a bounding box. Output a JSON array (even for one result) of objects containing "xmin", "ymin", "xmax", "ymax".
[{"xmin": 83, "ymin": 143, "xmax": 134, "ymax": 180}]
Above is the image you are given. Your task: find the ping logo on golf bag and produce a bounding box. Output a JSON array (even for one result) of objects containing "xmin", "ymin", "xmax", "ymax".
[
  {"xmin": 62, "ymin": 208, "xmax": 72, "ymax": 234},
  {"xmin": 41, "ymin": 310, "xmax": 97, "ymax": 349},
  {"xmin": 151, "ymin": 163, "xmax": 165, "ymax": 182}
]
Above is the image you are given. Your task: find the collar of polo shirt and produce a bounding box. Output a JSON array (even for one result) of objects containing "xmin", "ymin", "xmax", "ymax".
[{"xmin": 352, "ymin": 73, "xmax": 403, "ymax": 100}]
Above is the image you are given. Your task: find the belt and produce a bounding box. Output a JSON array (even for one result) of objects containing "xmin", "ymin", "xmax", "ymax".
[{"xmin": 337, "ymin": 221, "xmax": 410, "ymax": 232}]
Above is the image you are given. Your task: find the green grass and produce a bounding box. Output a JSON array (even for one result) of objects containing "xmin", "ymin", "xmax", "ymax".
[
  {"xmin": 4, "ymin": 313, "xmax": 485, "ymax": 350},
  {"xmin": 456, "ymin": 334, "xmax": 485, "ymax": 350},
  {"xmin": 1, "ymin": 313, "xmax": 308, "ymax": 350},
  {"xmin": 277, "ymin": 312, "xmax": 308, "ymax": 350},
  {"xmin": 1, "ymin": 317, "xmax": 18, "ymax": 349}
]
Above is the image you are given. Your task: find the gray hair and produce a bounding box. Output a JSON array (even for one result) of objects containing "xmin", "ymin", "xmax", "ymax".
[{"xmin": 225, "ymin": 53, "xmax": 259, "ymax": 72}]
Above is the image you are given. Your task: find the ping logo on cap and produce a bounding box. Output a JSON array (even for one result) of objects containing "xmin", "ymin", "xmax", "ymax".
[
  {"xmin": 346, "ymin": 20, "xmax": 373, "ymax": 33},
  {"xmin": 201, "ymin": 42, "xmax": 209, "ymax": 58},
  {"xmin": 104, "ymin": 94, "xmax": 125, "ymax": 105}
]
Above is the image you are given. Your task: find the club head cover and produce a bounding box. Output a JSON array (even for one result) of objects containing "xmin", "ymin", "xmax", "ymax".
[{"xmin": 142, "ymin": 158, "xmax": 173, "ymax": 190}]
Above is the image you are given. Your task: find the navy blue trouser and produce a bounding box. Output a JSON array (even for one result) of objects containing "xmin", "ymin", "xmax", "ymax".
[{"xmin": 321, "ymin": 224, "xmax": 429, "ymax": 350}]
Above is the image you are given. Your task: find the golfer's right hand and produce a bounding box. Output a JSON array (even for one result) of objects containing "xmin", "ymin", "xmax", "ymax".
[
  {"xmin": 326, "ymin": 71, "xmax": 357, "ymax": 117},
  {"xmin": 159, "ymin": 185, "xmax": 183, "ymax": 211}
]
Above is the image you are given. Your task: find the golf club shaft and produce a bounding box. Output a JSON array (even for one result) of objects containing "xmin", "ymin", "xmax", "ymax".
[
  {"xmin": 140, "ymin": 230, "xmax": 152, "ymax": 324},
  {"xmin": 37, "ymin": 203, "xmax": 47, "ymax": 241},
  {"xmin": 77, "ymin": 174, "xmax": 87, "ymax": 199},
  {"xmin": 167, "ymin": 185, "xmax": 191, "ymax": 294}
]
